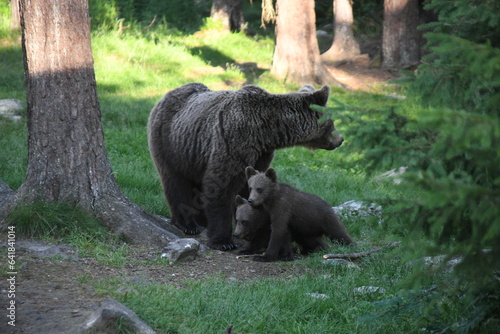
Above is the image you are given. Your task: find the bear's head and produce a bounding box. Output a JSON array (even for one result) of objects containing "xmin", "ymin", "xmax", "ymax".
[
  {"xmin": 233, "ymin": 195, "xmax": 269, "ymax": 240},
  {"xmin": 245, "ymin": 167, "xmax": 278, "ymax": 207},
  {"xmin": 297, "ymin": 85, "xmax": 344, "ymax": 151},
  {"xmin": 300, "ymin": 118, "xmax": 344, "ymax": 150}
]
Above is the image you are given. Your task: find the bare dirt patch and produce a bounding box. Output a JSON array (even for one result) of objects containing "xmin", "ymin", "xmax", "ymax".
[{"xmin": 0, "ymin": 232, "xmax": 307, "ymax": 334}]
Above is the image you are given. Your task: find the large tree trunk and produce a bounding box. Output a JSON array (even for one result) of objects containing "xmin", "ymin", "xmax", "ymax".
[
  {"xmin": 321, "ymin": 0, "xmax": 360, "ymax": 63},
  {"xmin": 0, "ymin": 0, "xmax": 181, "ymax": 247},
  {"xmin": 210, "ymin": 0, "xmax": 245, "ymax": 32},
  {"xmin": 271, "ymin": 0, "xmax": 343, "ymax": 86},
  {"xmin": 382, "ymin": 0, "xmax": 420, "ymax": 70}
]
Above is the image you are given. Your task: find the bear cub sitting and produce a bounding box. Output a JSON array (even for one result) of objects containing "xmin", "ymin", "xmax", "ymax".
[
  {"xmin": 245, "ymin": 166, "xmax": 353, "ymax": 262},
  {"xmin": 233, "ymin": 195, "xmax": 329, "ymax": 259}
]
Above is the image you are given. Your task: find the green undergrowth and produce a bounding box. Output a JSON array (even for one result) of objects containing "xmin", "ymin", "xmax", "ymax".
[
  {"xmin": 5, "ymin": 202, "xmax": 129, "ymax": 266},
  {"xmin": 1, "ymin": 2, "xmax": 492, "ymax": 332}
]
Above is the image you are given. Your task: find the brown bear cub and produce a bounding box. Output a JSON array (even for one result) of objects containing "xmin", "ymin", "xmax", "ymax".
[
  {"xmin": 233, "ymin": 195, "xmax": 329, "ymax": 259},
  {"xmin": 245, "ymin": 166, "xmax": 353, "ymax": 262}
]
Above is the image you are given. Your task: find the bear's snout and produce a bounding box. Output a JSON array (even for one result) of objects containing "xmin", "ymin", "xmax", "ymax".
[
  {"xmin": 247, "ymin": 198, "xmax": 254, "ymax": 206},
  {"xmin": 329, "ymin": 134, "xmax": 344, "ymax": 150}
]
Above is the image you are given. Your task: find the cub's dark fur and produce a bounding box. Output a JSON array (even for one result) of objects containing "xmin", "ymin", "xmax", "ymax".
[
  {"xmin": 148, "ymin": 83, "xmax": 343, "ymax": 250},
  {"xmin": 234, "ymin": 195, "xmax": 329, "ymax": 258},
  {"xmin": 245, "ymin": 167, "xmax": 353, "ymax": 262}
]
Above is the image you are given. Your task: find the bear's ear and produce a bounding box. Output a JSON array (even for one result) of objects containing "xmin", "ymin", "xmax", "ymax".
[
  {"xmin": 245, "ymin": 166, "xmax": 258, "ymax": 179},
  {"xmin": 309, "ymin": 85, "xmax": 330, "ymax": 107},
  {"xmin": 298, "ymin": 84, "xmax": 315, "ymax": 93},
  {"xmin": 235, "ymin": 195, "xmax": 247, "ymax": 206},
  {"xmin": 265, "ymin": 168, "xmax": 277, "ymax": 182}
]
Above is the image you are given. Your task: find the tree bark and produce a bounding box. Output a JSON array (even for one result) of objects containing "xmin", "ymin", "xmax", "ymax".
[
  {"xmin": 0, "ymin": 0, "xmax": 181, "ymax": 247},
  {"xmin": 10, "ymin": 0, "xmax": 21, "ymax": 30},
  {"xmin": 271, "ymin": 0, "xmax": 343, "ymax": 86},
  {"xmin": 210, "ymin": 0, "xmax": 245, "ymax": 32},
  {"xmin": 321, "ymin": 0, "xmax": 360, "ymax": 63},
  {"xmin": 382, "ymin": 0, "xmax": 420, "ymax": 70}
]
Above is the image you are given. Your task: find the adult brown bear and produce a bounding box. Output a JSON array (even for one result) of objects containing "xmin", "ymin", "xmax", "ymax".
[{"xmin": 148, "ymin": 83, "xmax": 343, "ymax": 250}]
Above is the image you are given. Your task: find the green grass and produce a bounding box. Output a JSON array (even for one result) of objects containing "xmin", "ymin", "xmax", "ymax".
[
  {"xmin": 101, "ymin": 247, "xmax": 460, "ymax": 334},
  {"xmin": 0, "ymin": 6, "xmax": 467, "ymax": 333}
]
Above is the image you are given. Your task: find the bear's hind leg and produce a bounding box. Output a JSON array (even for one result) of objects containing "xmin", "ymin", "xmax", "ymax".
[{"xmin": 164, "ymin": 173, "xmax": 202, "ymax": 235}]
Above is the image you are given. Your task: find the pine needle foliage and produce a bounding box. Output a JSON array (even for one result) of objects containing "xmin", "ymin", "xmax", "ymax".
[{"xmin": 331, "ymin": 0, "xmax": 500, "ymax": 331}]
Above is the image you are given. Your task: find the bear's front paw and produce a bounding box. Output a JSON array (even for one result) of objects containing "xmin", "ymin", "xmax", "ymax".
[
  {"xmin": 209, "ymin": 241, "xmax": 238, "ymax": 251},
  {"xmin": 183, "ymin": 226, "xmax": 202, "ymax": 235}
]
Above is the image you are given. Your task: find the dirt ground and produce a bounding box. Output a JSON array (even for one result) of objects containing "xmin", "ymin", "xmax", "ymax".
[{"xmin": 0, "ymin": 64, "xmax": 396, "ymax": 334}]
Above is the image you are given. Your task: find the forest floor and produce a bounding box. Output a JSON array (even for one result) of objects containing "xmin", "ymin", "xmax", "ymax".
[{"xmin": 0, "ymin": 64, "xmax": 397, "ymax": 334}]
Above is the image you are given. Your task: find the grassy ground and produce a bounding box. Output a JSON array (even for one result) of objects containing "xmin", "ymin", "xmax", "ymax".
[{"xmin": 0, "ymin": 6, "xmax": 461, "ymax": 333}]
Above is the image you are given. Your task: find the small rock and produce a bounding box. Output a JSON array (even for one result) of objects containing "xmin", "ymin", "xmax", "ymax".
[
  {"xmin": 375, "ymin": 167, "xmax": 408, "ymax": 184},
  {"xmin": 407, "ymin": 255, "xmax": 463, "ymax": 274},
  {"xmin": 0, "ymin": 99, "xmax": 24, "ymax": 121},
  {"xmin": 333, "ymin": 200, "xmax": 383, "ymax": 225},
  {"xmin": 353, "ymin": 286, "xmax": 386, "ymax": 294},
  {"xmin": 384, "ymin": 94, "xmax": 407, "ymax": 100},
  {"xmin": 2, "ymin": 240, "xmax": 79, "ymax": 260},
  {"xmin": 322, "ymin": 258, "xmax": 361, "ymax": 269},
  {"xmin": 306, "ymin": 292, "xmax": 330, "ymax": 299},
  {"xmin": 0, "ymin": 99, "xmax": 23, "ymax": 115},
  {"xmin": 161, "ymin": 238, "xmax": 200, "ymax": 262},
  {"xmin": 79, "ymin": 298, "xmax": 156, "ymax": 334}
]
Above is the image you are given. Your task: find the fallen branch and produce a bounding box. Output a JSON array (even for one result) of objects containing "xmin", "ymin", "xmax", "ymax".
[
  {"xmin": 323, "ymin": 241, "xmax": 401, "ymax": 260},
  {"xmin": 236, "ymin": 253, "xmax": 264, "ymax": 259}
]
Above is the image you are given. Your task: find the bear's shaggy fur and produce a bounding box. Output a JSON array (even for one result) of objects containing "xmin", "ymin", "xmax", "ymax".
[
  {"xmin": 148, "ymin": 83, "xmax": 343, "ymax": 250},
  {"xmin": 233, "ymin": 195, "xmax": 329, "ymax": 258},
  {"xmin": 245, "ymin": 167, "xmax": 353, "ymax": 262}
]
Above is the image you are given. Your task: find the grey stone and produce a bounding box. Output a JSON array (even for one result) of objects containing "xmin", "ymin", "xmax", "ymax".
[
  {"xmin": 375, "ymin": 167, "xmax": 408, "ymax": 184},
  {"xmin": 79, "ymin": 298, "xmax": 156, "ymax": 334},
  {"xmin": 322, "ymin": 258, "xmax": 361, "ymax": 269},
  {"xmin": 0, "ymin": 99, "xmax": 24, "ymax": 121},
  {"xmin": 161, "ymin": 238, "xmax": 200, "ymax": 262},
  {"xmin": 3, "ymin": 240, "xmax": 79, "ymax": 260},
  {"xmin": 353, "ymin": 286, "xmax": 386, "ymax": 294},
  {"xmin": 333, "ymin": 200, "xmax": 383, "ymax": 224},
  {"xmin": 408, "ymin": 255, "xmax": 463, "ymax": 274},
  {"xmin": 306, "ymin": 292, "xmax": 330, "ymax": 299}
]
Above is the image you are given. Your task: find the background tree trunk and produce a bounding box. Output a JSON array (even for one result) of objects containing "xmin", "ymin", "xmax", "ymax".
[
  {"xmin": 271, "ymin": 0, "xmax": 343, "ymax": 86},
  {"xmin": 382, "ymin": 0, "xmax": 420, "ymax": 70},
  {"xmin": 10, "ymin": 0, "xmax": 20, "ymax": 30},
  {"xmin": 0, "ymin": 0, "xmax": 181, "ymax": 247},
  {"xmin": 321, "ymin": 0, "xmax": 360, "ymax": 62},
  {"xmin": 210, "ymin": 0, "xmax": 245, "ymax": 32}
]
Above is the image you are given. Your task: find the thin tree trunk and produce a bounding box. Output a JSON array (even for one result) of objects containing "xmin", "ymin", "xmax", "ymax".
[
  {"xmin": 321, "ymin": 0, "xmax": 360, "ymax": 63},
  {"xmin": 0, "ymin": 0, "xmax": 181, "ymax": 247},
  {"xmin": 210, "ymin": 0, "xmax": 245, "ymax": 32},
  {"xmin": 271, "ymin": 0, "xmax": 343, "ymax": 86},
  {"xmin": 382, "ymin": 0, "xmax": 420, "ymax": 70},
  {"xmin": 10, "ymin": 0, "xmax": 21, "ymax": 30}
]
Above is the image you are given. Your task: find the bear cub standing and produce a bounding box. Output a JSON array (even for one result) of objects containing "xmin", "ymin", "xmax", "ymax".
[
  {"xmin": 234, "ymin": 195, "xmax": 329, "ymax": 258},
  {"xmin": 245, "ymin": 167, "xmax": 353, "ymax": 262}
]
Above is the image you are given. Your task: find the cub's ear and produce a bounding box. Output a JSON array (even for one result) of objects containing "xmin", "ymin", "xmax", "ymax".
[
  {"xmin": 265, "ymin": 168, "xmax": 277, "ymax": 182},
  {"xmin": 235, "ymin": 195, "xmax": 248, "ymax": 206},
  {"xmin": 245, "ymin": 166, "xmax": 258, "ymax": 179},
  {"xmin": 309, "ymin": 85, "xmax": 330, "ymax": 107}
]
